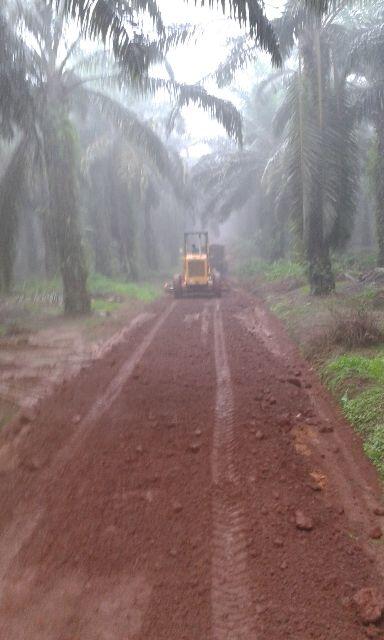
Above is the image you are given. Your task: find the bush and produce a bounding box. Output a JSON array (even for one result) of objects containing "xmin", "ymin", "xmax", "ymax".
[
  {"xmin": 365, "ymin": 425, "xmax": 384, "ymax": 478},
  {"xmin": 324, "ymin": 353, "xmax": 384, "ymax": 479},
  {"xmin": 328, "ymin": 309, "xmax": 384, "ymax": 349},
  {"xmin": 88, "ymin": 274, "xmax": 160, "ymax": 302},
  {"xmin": 305, "ymin": 309, "xmax": 384, "ymax": 359},
  {"xmin": 325, "ymin": 354, "xmax": 384, "ymax": 392}
]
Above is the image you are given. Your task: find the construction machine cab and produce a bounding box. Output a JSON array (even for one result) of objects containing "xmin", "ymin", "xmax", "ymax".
[{"xmin": 173, "ymin": 231, "xmax": 221, "ymax": 298}]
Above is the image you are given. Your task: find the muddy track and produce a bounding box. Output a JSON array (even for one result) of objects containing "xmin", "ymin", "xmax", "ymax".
[{"xmin": 0, "ymin": 289, "xmax": 383, "ymax": 638}]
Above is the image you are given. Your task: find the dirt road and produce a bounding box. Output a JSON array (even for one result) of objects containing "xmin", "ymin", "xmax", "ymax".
[{"xmin": 0, "ymin": 289, "xmax": 383, "ymax": 639}]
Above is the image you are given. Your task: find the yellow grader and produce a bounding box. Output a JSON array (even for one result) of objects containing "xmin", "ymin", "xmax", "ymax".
[{"xmin": 172, "ymin": 232, "xmax": 222, "ymax": 298}]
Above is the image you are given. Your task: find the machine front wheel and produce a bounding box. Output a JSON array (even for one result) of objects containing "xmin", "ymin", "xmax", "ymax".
[{"xmin": 173, "ymin": 276, "xmax": 183, "ymax": 299}]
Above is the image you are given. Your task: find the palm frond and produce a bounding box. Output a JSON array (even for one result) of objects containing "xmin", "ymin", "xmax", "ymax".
[
  {"xmin": 61, "ymin": 0, "xmax": 281, "ymax": 66},
  {"xmin": 198, "ymin": 0, "xmax": 280, "ymax": 64},
  {"xmin": 191, "ymin": 151, "xmax": 263, "ymax": 223},
  {"xmin": 0, "ymin": 9, "xmax": 33, "ymax": 138},
  {"xmin": 84, "ymin": 89, "xmax": 174, "ymax": 177},
  {"xmin": 134, "ymin": 77, "xmax": 243, "ymax": 145},
  {"xmin": 353, "ymin": 85, "xmax": 384, "ymax": 123},
  {"xmin": 204, "ymin": 36, "xmax": 259, "ymax": 88},
  {"xmin": 349, "ymin": 21, "xmax": 384, "ymax": 75}
]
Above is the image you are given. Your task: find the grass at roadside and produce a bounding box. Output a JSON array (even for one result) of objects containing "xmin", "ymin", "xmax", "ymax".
[
  {"xmin": 0, "ymin": 274, "xmax": 163, "ymax": 335},
  {"xmin": 89, "ymin": 274, "xmax": 160, "ymax": 303},
  {"xmin": 238, "ymin": 254, "xmax": 384, "ymax": 479},
  {"xmin": 237, "ymin": 258, "xmax": 306, "ymax": 282}
]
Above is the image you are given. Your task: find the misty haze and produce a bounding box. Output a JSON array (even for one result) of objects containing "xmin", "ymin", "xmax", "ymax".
[{"xmin": 0, "ymin": 0, "xmax": 384, "ymax": 638}]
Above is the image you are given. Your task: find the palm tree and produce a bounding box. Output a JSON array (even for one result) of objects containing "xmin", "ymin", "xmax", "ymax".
[
  {"xmin": 270, "ymin": 1, "xmax": 358, "ymax": 294},
  {"xmin": 0, "ymin": 0, "xmax": 246, "ymax": 311},
  {"xmin": 349, "ymin": 2, "xmax": 384, "ymax": 266},
  {"xmin": 61, "ymin": 0, "xmax": 282, "ymax": 68},
  {"xmin": 0, "ymin": 137, "xmax": 34, "ymax": 292}
]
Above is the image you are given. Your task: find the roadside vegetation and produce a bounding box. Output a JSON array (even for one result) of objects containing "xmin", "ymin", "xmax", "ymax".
[
  {"xmin": 0, "ymin": 275, "xmax": 161, "ymax": 334},
  {"xmin": 237, "ymin": 253, "xmax": 384, "ymax": 478}
]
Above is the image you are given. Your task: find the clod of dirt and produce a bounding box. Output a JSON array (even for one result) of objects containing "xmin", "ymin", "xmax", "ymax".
[
  {"xmin": 255, "ymin": 430, "xmax": 265, "ymax": 441},
  {"xmin": 273, "ymin": 537, "xmax": 284, "ymax": 547},
  {"xmin": 352, "ymin": 587, "xmax": 384, "ymax": 625},
  {"xmin": 188, "ymin": 443, "xmax": 200, "ymax": 453},
  {"xmin": 373, "ymin": 507, "xmax": 384, "ymax": 517},
  {"xmin": 136, "ymin": 445, "xmax": 144, "ymax": 454},
  {"xmin": 365, "ymin": 625, "xmax": 381, "ymax": 638},
  {"xmin": 277, "ymin": 414, "xmax": 291, "ymax": 427},
  {"xmin": 172, "ymin": 501, "xmax": 183, "ymax": 513},
  {"xmin": 295, "ymin": 510, "xmax": 314, "ymax": 531},
  {"xmin": 72, "ymin": 414, "xmax": 81, "ymax": 425},
  {"xmin": 194, "ymin": 429, "xmax": 202, "ymax": 437},
  {"xmin": 319, "ymin": 424, "xmax": 334, "ymax": 433},
  {"xmin": 369, "ymin": 526, "xmax": 383, "ymax": 540},
  {"xmin": 309, "ymin": 471, "xmax": 327, "ymax": 491},
  {"xmin": 19, "ymin": 409, "xmax": 34, "ymax": 425},
  {"xmin": 24, "ymin": 456, "xmax": 43, "ymax": 472},
  {"xmin": 287, "ymin": 377, "xmax": 302, "ymax": 388}
]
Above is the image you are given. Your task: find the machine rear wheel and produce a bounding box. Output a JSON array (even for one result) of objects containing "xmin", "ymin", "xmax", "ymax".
[{"xmin": 213, "ymin": 275, "xmax": 222, "ymax": 298}]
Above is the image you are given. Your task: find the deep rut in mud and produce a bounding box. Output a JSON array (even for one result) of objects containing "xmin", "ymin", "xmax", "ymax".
[{"xmin": 0, "ymin": 290, "xmax": 383, "ymax": 639}]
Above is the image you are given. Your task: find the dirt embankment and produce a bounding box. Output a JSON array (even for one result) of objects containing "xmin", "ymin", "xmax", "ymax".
[
  {"xmin": 0, "ymin": 297, "xmax": 150, "ymax": 427},
  {"xmin": 0, "ymin": 288, "xmax": 383, "ymax": 638}
]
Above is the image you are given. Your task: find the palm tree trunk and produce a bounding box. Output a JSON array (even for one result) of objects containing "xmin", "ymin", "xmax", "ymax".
[
  {"xmin": 42, "ymin": 101, "xmax": 90, "ymax": 314},
  {"xmin": 41, "ymin": 211, "xmax": 58, "ymax": 278},
  {"xmin": 375, "ymin": 119, "xmax": 384, "ymax": 267},
  {"xmin": 306, "ymin": 28, "xmax": 335, "ymax": 295},
  {"xmin": 307, "ymin": 190, "xmax": 335, "ymax": 295},
  {"xmin": 143, "ymin": 203, "xmax": 158, "ymax": 271},
  {"xmin": 0, "ymin": 139, "xmax": 28, "ymax": 293},
  {"xmin": 298, "ymin": 46, "xmax": 309, "ymax": 245}
]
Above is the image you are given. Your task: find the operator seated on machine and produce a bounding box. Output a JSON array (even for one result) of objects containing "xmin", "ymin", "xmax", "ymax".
[{"xmin": 191, "ymin": 243, "xmax": 199, "ymax": 254}]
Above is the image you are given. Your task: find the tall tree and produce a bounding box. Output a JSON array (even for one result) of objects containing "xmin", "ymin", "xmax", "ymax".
[
  {"xmin": 349, "ymin": 2, "xmax": 384, "ymax": 266},
  {"xmin": 1, "ymin": 0, "xmax": 244, "ymax": 310},
  {"xmin": 271, "ymin": 1, "xmax": 358, "ymax": 293}
]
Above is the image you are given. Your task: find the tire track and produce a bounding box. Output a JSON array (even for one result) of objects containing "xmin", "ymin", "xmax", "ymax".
[
  {"xmin": 55, "ymin": 302, "xmax": 176, "ymax": 466},
  {"xmin": 212, "ymin": 302, "xmax": 256, "ymax": 640},
  {"xmin": 201, "ymin": 303, "xmax": 211, "ymax": 347}
]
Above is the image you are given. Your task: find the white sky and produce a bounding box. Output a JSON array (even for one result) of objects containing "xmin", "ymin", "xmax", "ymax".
[
  {"xmin": 153, "ymin": 0, "xmax": 284, "ymax": 157},
  {"xmin": 158, "ymin": 1, "xmax": 242, "ymax": 83},
  {"xmin": 69, "ymin": 0, "xmax": 284, "ymax": 158}
]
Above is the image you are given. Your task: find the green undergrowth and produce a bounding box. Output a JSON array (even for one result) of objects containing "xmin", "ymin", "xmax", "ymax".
[
  {"xmin": 10, "ymin": 274, "xmax": 160, "ymax": 307},
  {"xmin": 240, "ymin": 251, "xmax": 384, "ymax": 481},
  {"xmin": 1, "ymin": 275, "xmax": 161, "ymax": 335},
  {"xmin": 323, "ymin": 354, "xmax": 384, "ymax": 478},
  {"xmin": 88, "ymin": 274, "xmax": 160, "ymax": 302},
  {"xmin": 91, "ymin": 299, "xmax": 121, "ymax": 313},
  {"xmin": 238, "ymin": 258, "xmax": 305, "ymax": 282},
  {"xmin": 332, "ymin": 252, "xmax": 376, "ymax": 277},
  {"xmin": 14, "ymin": 277, "xmax": 61, "ymax": 296}
]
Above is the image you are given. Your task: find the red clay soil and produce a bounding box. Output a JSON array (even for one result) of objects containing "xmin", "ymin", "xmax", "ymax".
[{"xmin": 0, "ymin": 289, "xmax": 383, "ymax": 639}]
